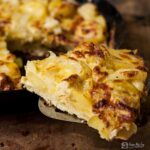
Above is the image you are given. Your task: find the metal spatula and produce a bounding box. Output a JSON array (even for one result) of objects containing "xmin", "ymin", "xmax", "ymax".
[{"xmin": 38, "ymin": 98, "xmax": 85, "ymax": 123}]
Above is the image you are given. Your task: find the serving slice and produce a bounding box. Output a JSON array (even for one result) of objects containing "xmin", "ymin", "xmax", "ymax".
[
  {"xmin": 38, "ymin": 98, "xmax": 85, "ymax": 123},
  {"xmin": 21, "ymin": 43, "xmax": 148, "ymax": 140}
]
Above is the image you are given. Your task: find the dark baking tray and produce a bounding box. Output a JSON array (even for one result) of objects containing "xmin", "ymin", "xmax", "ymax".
[
  {"xmin": 0, "ymin": 0, "xmax": 127, "ymax": 113},
  {"xmin": 0, "ymin": 90, "xmax": 39, "ymax": 113}
]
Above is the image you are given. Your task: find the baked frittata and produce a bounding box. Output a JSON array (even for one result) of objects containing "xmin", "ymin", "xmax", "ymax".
[
  {"xmin": 21, "ymin": 43, "xmax": 147, "ymax": 140},
  {"xmin": 0, "ymin": 38, "xmax": 21, "ymax": 90},
  {"xmin": 0, "ymin": 0, "xmax": 107, "ymax": 52}
]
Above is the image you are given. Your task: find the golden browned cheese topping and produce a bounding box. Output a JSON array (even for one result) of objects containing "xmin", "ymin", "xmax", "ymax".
[
  {"xmin": 0, "ymin": 38, "xmax": 21, "ymax": 90},
  {"xmin": 0, "ymin": 0, "xmax": 107, "ymax": 50},
  {"xmin": 22, "ymin": 43, "xmax": 147, "ymax": 140}
]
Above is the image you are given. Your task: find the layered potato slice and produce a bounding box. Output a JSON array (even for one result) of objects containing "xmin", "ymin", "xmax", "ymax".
[
  {"xmin": 21, "ymin": 43, "xmax": 147, "ymax": 140},
  {"xmin": 0, "ymin": 38, "xmax": 21, "ymax": 90}
]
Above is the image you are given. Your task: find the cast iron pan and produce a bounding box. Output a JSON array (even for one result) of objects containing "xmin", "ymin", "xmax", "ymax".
[{"xmin": 0, "ymin": 0, "xmax": 127, "ymax": 113}]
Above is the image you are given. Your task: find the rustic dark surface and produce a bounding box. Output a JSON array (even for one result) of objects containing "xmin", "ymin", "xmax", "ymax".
[{"xmin": 0, "ymin": 0, "xmax": 150, "ymax": 150}]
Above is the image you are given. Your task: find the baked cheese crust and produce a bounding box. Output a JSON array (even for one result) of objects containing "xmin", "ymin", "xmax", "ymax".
[
  {"xmin": 21, "ymin": 43, "xmax": 147, "ymax": 140},
  {"xmin": 0, "ymin": 38, "xmax": 21, "ymax": 90}
]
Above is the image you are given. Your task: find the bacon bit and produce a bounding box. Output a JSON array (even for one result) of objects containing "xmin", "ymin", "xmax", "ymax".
[{"xmin": 73, "ymin": 51, "xmax": 84, "ymax": 58}]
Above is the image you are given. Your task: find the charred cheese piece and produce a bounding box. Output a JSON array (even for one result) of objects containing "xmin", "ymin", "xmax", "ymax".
[
  {"xmin": 21, "ymin": 43, "xmax": 147, "ymax": 140},
  {"xmin": 0, "ymin": 38, "xmax": 21, "ymax": 90}
]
